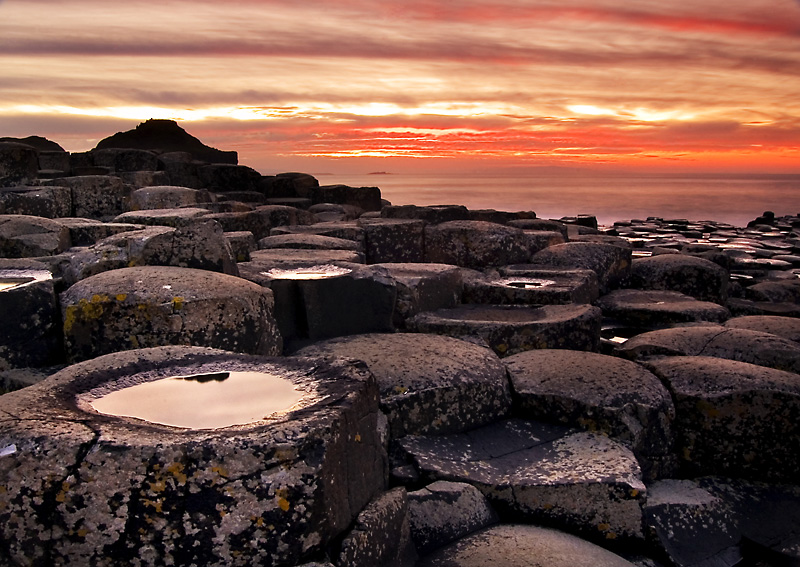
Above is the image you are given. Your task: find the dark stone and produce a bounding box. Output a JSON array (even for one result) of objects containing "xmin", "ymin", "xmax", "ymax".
[
  {"xmin": 528, "ymin": 242, "xmax": 632, "ymax": 294},
  {"xmin": 0, "ymin": 214, "xmax": 71, "ymax": 257},
  {"xmin": 0, "ymin": 185, "xmax": 72, "ymax": 218},
  {"xmin": 381, "ymin": 204, "xmax": 470, "ymax": 224},
  {"xmin": 359, "ymin": 218, "xmax": 425, "ymax": 264},
  {"xmin": 424, "ymin": 221, "xmax": 532, "ymax": 269},
  {"xmin": 0, "ymin": 142, "xmax": 39, "ymax": 187},
  {"xmin": 311, "ymin": 185, "xmax": 382, "ymax": 212}
]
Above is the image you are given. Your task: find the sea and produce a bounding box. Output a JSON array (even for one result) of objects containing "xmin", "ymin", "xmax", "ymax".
[{"xmin": 319, "ymin": 172, "xmax": 800, "ymax": 229}]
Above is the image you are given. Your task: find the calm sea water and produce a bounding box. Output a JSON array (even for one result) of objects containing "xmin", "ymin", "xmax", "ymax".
[{"xmin": 320, "ymin": 173, "xmax": 800, "ymax": 228}]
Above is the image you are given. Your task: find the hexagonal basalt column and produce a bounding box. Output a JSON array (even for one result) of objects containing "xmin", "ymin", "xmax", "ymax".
[
  {"xmin": 407, "ymin": 304, "xmax": 601, "ymax": 357},
  {"xmin": 60, "ymin": 266, "xmax": 282, "ymax": 362},
  {"xmin": 0, "ymin": 346, "xmax": 388, "ymax": 567}
]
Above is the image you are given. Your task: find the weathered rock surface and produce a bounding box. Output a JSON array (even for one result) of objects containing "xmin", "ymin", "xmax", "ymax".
[
  {"xmin": 400, "ymin": 419, "xmax": 646, "ymax": 543},
  {"xmin": 0, "ymin": 142, "xmax": 39, "ymax": 187},
  {"xmin": 311, "ymin": 185, "xmax": 381, "ymax": 212},
  {"xmin": 0, "ymin": 214, "xmax": 71, "ymax": 257},
  {"xmin": 46, "ymin": 175, "xmax": 132, "ymax": 220},
  {"xmin": 64, "ymin": 221, "xmax": 238, "ymax": 283},
  {"xmin": 417, "ymin": 524, "xmax": 637, "ymax": 567},
  {"xmin": 503, "ymin": 349, "xmax": 675, "ymax": 480},
  {"xmin": 596, "ymin": 289, "xmax": 730, "ymax": 326},
  {"xmin": 336, "ymin": 487, "xmax": 417, "ymax": 567},
  {"xmin": 113, "ymin": 206, "xmax": 211, "ymax": 227},
  {"xmin": 295, "ymin": 333, "xmax": 511, "ymax": 438},
  {"xmin": 130, "ymin": 185, "xmax": 212, "ymax": 210},
  {"xmin": 617, "ymin": 325, "xmax": 800, "ymax": 373},
  {"xmin": 375, "ymin": 263, "xmax": 463, "ymax": 328},
  {"xmin": 0, "ymin": 185, "xmax": 72, "ymax": 218},
  {"xmin": 646, "ymin": 356, "xmax": 800, "ymax": 482},
  {"xmin": 725, "ymin": 314, "xmax": 800, "ymax": 343},
  {"xmin": 0, "ymin": 261, "xmax": 62, "ymax": 369},
  {"xmin": 253, "ymin": 264, "xmax": 394, "ymax": 346},
  {"xmin": 0, "ymin": 346, "xmax": 386, "ymax": 567},
  {"xmin": 464, "ymin": 267, "xmax": 599, "ymax": 305},
  {"xmin": 407, "ymin": 303, "xmax": 602, "ymax": 356},
  {"xmin": 257, "ymin": 233, "xmax": 361, "ymax": 253},
  {"xmin": 628, "ymin": 254, "xmax": 729, "ymax": 304},
  {"xmin": 205, "ymin": 205, "xmax": 317, "ymax": 240},
  {"xmin": 407, "ymin": 481, "xmax": 498, "ymax": 556},
  {"xmin": 528, "ymin": 242, "xmax": 632, "ymax": 294},
  {"xmin": 358, "ymin": 218, "xmax": 425, "ymax": 264},
  {"xmin": 381, "ymin": 204, "xmax": 470, "ymax": 224},
  {"xmin": 60, "ymin": 266, "xmax": 281, "ymax": 362},
  {"xmin": 424, "ymin": 220, "xmax": 532, "ymax": 268}
]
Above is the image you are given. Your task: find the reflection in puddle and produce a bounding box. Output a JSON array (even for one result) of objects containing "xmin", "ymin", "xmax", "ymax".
[
  {"xmin": 0, "ymin": 277, "xmax": 34, "ymax": 292},
  {"xmin": 500, "ymin": 278, "xmax": 555, "ymax": 290},
  {"xmin": 91, "ymin": 371, "xmax": 305, "ymax": 429},
  {"xmin": 263, "ymin": 264, "xmax": 352, "ymax": 280}
]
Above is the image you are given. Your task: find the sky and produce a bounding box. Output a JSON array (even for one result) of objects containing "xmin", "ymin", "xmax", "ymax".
[{"xmin": 1, "ymin": 0, "xmax": 800, "ymax": 176}]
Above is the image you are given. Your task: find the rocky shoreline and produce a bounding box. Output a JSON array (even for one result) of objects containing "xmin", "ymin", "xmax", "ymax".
[{"xmin": 1, "ymin": 121, "xmax": 799, "ymax": 566}]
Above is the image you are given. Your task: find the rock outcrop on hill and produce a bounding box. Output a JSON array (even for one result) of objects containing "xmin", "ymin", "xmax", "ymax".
[{"xmin": 94, "ymin": 118, "xmax": 238, "ymax": 164}]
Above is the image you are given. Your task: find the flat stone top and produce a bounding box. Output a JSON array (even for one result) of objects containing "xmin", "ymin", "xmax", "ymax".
[
  {"xmin": 0, "ymin": 346, "xmax": 375, "ymax": 443},
  {"xmin": 420, "ymin": 304, "xmax": 595, "ymax": 324},
  {"xmin": 504, "ymin": 349, "xmax": 670, "ymax": 409},
  {"xmin": 373, "ymin": 262, "xmax": 462, "ymax": 280},
  {"xmin": 294, "ymin": 333, "xmax": 506, "ymax": 396},
  {"xmin": 418, "ymin": 524, "xmax": 636, "ymax": 567},
  {"xmin": 248, "ymin": 248, "xmax": 363, "ymax": 264},
  {"xmin": 725, "ymin": 315, "xmax": 800, "ymax": 343},
  {"xmin": 114, "ymin": 207, "xmax": 210, "ymax": 220},
  {"xmin": 646, "ymin": 355, "xmax": 800, "ymax": 398},
  {"xmin": 258, "ymin": 233, "xmax": 360, "ymax": 251},
  {"xmin": 61, "ymin": 265, "xmax": 267, "ymax": 302}
]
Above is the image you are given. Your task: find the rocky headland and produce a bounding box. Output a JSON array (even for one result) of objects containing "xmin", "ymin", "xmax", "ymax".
[{"xmin": 0, "ymin": 120, "xmax": 799, "ymax": 566}]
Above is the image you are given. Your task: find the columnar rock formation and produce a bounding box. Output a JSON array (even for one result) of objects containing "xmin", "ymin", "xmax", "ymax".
[{"xmin": 1, "ymin": 122, "xmax": 799, "ymax": 567}]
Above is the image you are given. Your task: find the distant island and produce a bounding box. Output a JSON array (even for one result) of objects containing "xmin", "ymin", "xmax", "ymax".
[{"xmin": 368, "ymin": 171, "xmax": 391, "ymax": 175}]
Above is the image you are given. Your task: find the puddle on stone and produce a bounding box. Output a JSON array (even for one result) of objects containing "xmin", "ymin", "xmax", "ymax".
[
  {"xmin": 0, "ymin": 277, "xmax": 34, "ymax": 291},
  {"xmin": 263, "ymin": 264, "xmax": 352, "ymax": 280},
  {"xmin": 91, "ymin": 371, "xmax": 306, "ymax": 429},
  {"xmin": 499, "ymin": 277, "xmax": 556, "ymax": 290}
]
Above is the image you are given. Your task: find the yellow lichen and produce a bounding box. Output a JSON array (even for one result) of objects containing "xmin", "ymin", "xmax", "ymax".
[
  {"xmin": 211, "ymin": 465, "xmax": 229, "ymax": 479},
  {"xmin": 115, "ymin": 294, "xmax": 127, "ymax": 302},
  {"xmin": 354, "ymin": 433, "xmax": 362, "ymax": 442},
  {"xmin": 167, "ymin": 462, "xmax": 187, "ymax": 484},
  {"xmin": 172, "ymin": 297, "xmax": 185, "ymax": 311}
]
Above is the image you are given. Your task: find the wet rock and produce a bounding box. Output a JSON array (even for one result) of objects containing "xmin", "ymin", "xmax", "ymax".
[
  {"xmin": 375, "ymin": 263, "xmax": 463, "ymax": 328},
  {"xmin": 424, "ymin": 221, "xmax": 532, "ymax": 268},
  {"xmin": 295, "ymin": 333, "xmax": 511, "ymax": 438},
  {"xmin": 407, "ymin": 304, "xmax": 602, "ymax": 357},
  {"xmin": 0, "ymin": 142, "xmax": 39, "ymax": 187},
  {"xmin": 528, "ymin": 242, "xmax": 632, "ymax": 294},
  {"xmin": 643, "ymin": 479, "xmax": 741, "ymax": 567},
  {"xmin": 0, "ymin": 346, "xmax": 385, "ymax": 567},
  {"xmin": 504, "ymin": 349, "xmax": 675, "ymax": 480},
  {"xmin": 64, "ymin": 221, "xmax": 238, "ymax": 283},
  {"xmin": 596, "ymin": 289, "xmax": 730, "ymax": 326},
  {"xmin": 407, "ymin": 481, "xmax": 498, "ymax": 556},
  {"xmin": 336, "ymin": 487, "xmax": 417, "ymax": 567},
  {"xmin": 130, "ymin": 185, "xmax": 212, "ymax": 210},
  {"xmin": 381, "ymin": 204, "xmax": 470, "ymax": 224},
  {"xmin": 46, "ymin": 175, "xmax": 132, "ymax": 220},
  {"xmin": 646, "ymin": 356, "xmax": 800, "ymax": 482},
  {"xmin": 60, "ymin": 266, "xmax": 281, "ymax": 362},
  {"xmin": 0, "ymin": 185, "xmax": 72, "ymax": 218},
  {"xmin": 0, "ymin": 214, "xmax": 71, "ymax": 257},
  {"xmin": 628, "ymin": 254, "xmax": 729, "ymax": 304},
  {"xmin": 417, "ymin": 524, "xmax": 637, "ymax": 567},
  {"xmin": 725, "ymin": 314, "xmax": 800, "ymax": 343},
  {"xmin": 311, "ymin": 185, "xmax": 382, "ymax": 212},
  {"xmin": 400, "ymin": 419, "xmax": 645, "ymax": 542},
  {"xmin": 617, "ymin": 325, "xmax": 800, "ymax": 373},
  {"xmin": 114, "ymin": 207, "xmax": 211, "ymax": 227},
  {"xmin": 464, "ymin": 268, "xmax": 599, "ymax": 305},
  {"xmin": 0, "ymin": 260, "xmax": 63, "ymax": 369},
  {"xmin": 358, "ymin": 218, "xmax": 425, "ymax": 264}
]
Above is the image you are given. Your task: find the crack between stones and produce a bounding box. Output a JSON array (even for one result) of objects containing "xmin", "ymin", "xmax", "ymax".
[{"xmin": 695, "ymin": 329, "xmax": 728, "ymax": 357}]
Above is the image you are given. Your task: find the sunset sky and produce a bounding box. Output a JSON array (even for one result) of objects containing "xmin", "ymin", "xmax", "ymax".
[{"xmin": 2, "ymin": 0, "xmax": 800, "ymax": 175}]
